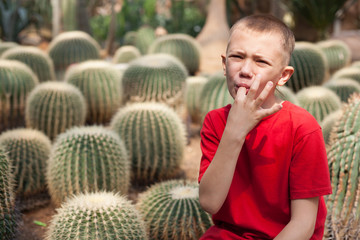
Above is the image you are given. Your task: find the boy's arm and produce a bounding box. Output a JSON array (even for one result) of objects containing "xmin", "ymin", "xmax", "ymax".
[
  {"xmin": 199, "ymin": 75, "xmax": 282, "ymax": 215},
  {"xmin": 274, "ymin": 197, "xmax": 319, "ymax": 240}
]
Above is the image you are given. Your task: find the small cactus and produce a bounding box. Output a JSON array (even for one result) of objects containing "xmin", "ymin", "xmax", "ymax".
[
  {"xmin": 0, "ymin": 128, "xmax": 52, "ymax": 210},
  {"xmin": 330, "ymin": 67, "xmax": 360, "ymax": 84},
  {"xmin": 324, "ymin": 78, "xmax": 360, "ymax": 103},
  {"xmin": 0, "ymin": 59, "xmax": 39, "ymax": 133},
  {"xmin": 48, "ymin": 31, "xmax": 101, "ymax": 80},
  {"xmin": 1, "ymin": 46, "xmax": 55, "ymax": 82},
  {"xmin": 112, "ymin": 45, "xmax": 141, "ymax": 64},
  {"xmin": 135, "ymin": 26, "xmax": 156, "ymax": 54},
  {"xmin": 296, "ymin": 86, "xmax": 342, "ymax": 123},
  {"xmin": 320, "ymin": 109, "xmax": 342, "ymax": 146},
  {"xmin": 65, "ymin": 60, "xmax": 123, "ymax": 125},
  {"xmin": 45, "ymin": 192, "xmax": 148, "ymax": 240},
  {"xmin": 123, "ymin": 31, "xmax": 137, "ymax": 46},
  {"xmin": 274, "ymin": 85, "xmax": 299, "ymax": 105},
  {"xmin": 137, "ymin": 180, "xmax": 213, "ymax": 240},
  {"xmin": 149, "ymin": 33, "xmax": 201, "ymax": 75},
  {"xmin": 185, "ymin": 76, "xmax": 208, "ymax": 124},
  {"xmin": 110, "ymin": 102, "xmax": 186, "ymax": 185},
  {"xmin": 25, "ymin": 82, "xmax": 86, "ymax": 140},
  {"xmin": 317, "ymin": 39, "xmax": 351, "ymax": 74},
  {"xmin": 287, "ymin": 42, "xmax": 329, "ymax": 92},
  {"xmin": 46, "ymin": 126, "xmax": 130, "ymax": 206},
  {"xmin": 0, "ymin": 42, "xmax": 18, "ymax": 57}
]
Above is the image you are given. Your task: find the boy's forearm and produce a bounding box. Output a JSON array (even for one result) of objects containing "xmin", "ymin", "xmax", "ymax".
[{"xmin": 273, "ymin": 219, "xmax": 314, "ymax": 240}]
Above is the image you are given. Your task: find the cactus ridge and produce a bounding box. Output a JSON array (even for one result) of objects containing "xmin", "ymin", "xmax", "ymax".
[
  {"xmin": 320, "ymin": 109, "xmax": 342, "ymax": 146},
  {"xmin": 45, "ymin": 191, "xmax": 148, "ymax": 240},
  {"xmin": 324, "ymin": 78, "xmax": 360, "ymax": 103},
  {"xmin": 185, "ymin": 76, "xmax": 208, "ymax": 123},
  {"xmin": 0, "ymin": 59, "xmax": 39, "ymax": 133},
  {"xmin": 1, "ymin": 46, "xmax": 55, "ymax": 82},
  {"xmin": 274, "ymin": 85, "xmax": 299, "ymax": 105},
  {"xmin": 330, "ymin": 67, "xmax": 360, "ymax": 84},
  {"xmin": 0, "ymin": 42, "xmax": 18, "ymax": 57},
  {"xmin": 317, "ymin": 39, "xmax": 351, "ymax": 73},
  {"xmin": 135, "ymin": 26, "xmax": 156, "ymax": 54},
  {"xmin": 113, "ymin": 45, "xmax": 141, "ymax": 64},
  {"xmin": 25, "ymin": 81, "xmax": 86, "ymax": 140},
  {"xmin": 65, "ymin": 60, "xmax": 122, "ymax": 125},
  {"xmin": 137, "ymin": 180, "xmax": 213, "ymax": 240},
  {"xmin": 110, "ymin": 103, "xmax": 186, "ymax": 184}
]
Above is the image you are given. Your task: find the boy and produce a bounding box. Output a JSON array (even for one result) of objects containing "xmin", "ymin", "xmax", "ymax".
[{"xmin": 198, "ymin": 14, "xmax": 332, "ymax": 239}]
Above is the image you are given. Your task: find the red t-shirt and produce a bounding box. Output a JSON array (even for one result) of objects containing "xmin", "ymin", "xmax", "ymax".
[{"xmin": 198, "ymin": 101, "xmax": 332, "ymax": 240}]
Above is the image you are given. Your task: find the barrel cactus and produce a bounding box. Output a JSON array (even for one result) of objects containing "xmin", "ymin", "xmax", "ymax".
[
  {"xmin": 320, "ymin": 109, "xmax": 342, "ymax": 147},
  {"xmin": 45, "ymin": 192, "xmax": 148, "ymax": 240},
  {"xmin": 110, "ymin": 102, "xmax": 186, "ymax": 185},
  {"xmin": 0, "ymin": 145, "xmax": 20, "ymax": 239},
  {"xmin": 46, "ymin": 126, "xmax": 130, "ymax": 206},
  {"xmin": 0, "ymin": 128, "xmax": 52, "ymax": 210},
  {"xmin": 65, "ymin": 60, "xmax": 122, "ymax": 125},
  {"xmin": 0, "ymin": 59, "xmax": 39, "ymax": 133},
  {"xmin": 274, "ymin": 85, "xmax": 299, "ymax": 105},
  {"xmin": 324, "ymin": 78, "xmax": 360, "ymax": 103},
  {"xmin": 352, "ymin": 61, "xmax": 360, "ymax": 69},
  {"xmin": 296, "ymin": 86, "xmax": 342, "ymax": 123},
  {"xmin": 317, "ymin": 39, "xmax": 351, "ymax": 74},
  {"xmin": 25, "ymin": 82, "xmax": 86, "ymax": 140},
  {"xmin": 1, "ymin": 46, "xmax": 55, "ymax": 82},
  {"xmin": 330, "ymin": 67, "xmax": 360, "ymax": 84},
  {"xmin": 286, "ymin": 42, "xmax": 329, "ymax": 92},
  {"xmin": 0, "ymin": 42, "xmax": 18, "ymax": 57},
  {"xmin": 199, "ymin": 72, "xmax": 233, "ymax": 121},
  {"xmin": 148, "ymin": 33, "xmax": 201, "ymax": 75},
  {"xmin": 135, "ymin": 26, "xmax": 156, "ymax": 54},
  {"xmin": 123, "ymin": 31, "xmax": 137, "ymax": 46},
  {"xmin": 121, "ymin": 53, "xmax": 188, "ymax": 113},
  {"xmin": 137, "ymin": 180, "xmax": 213, "ymax": 240},
  {"xmin": 48, "ymin": 31, "xmax": 101, "ymax": 80},
  {"xmin": 113, "ymin": 45, "xmax": 141, "ymax": 64},
  {"xmin": 185, "ymin": 76, "xmax": 208, "ymax": 124}
]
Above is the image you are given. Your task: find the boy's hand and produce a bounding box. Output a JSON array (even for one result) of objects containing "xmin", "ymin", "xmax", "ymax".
[{"xmin": 226, "ymin": 74, "xmax": 282, "ymax": 138}]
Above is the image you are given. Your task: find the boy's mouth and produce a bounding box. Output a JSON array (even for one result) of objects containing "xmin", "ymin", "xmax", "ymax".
[{"xmin": 235, "ymin": 84, "xmax": 250, "ymax": 95}]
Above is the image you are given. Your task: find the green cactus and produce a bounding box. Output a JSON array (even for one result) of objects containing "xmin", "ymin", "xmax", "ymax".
[
  {"xmin": 185, "ymin": 76, "xmax": 208, "ymax": 124},
  {"xmin": 25, "ymin": 81, "xmax": 86, "ymax": 140},
  {"xmin": 0, "ymin": 128, "xmax": 52, "ymax": 210},
  {"xmin": 351, "ymin": 61, "xmax": 360, "ymax": 69},
  {"xmin": 110, "ymin": 102, "xmax": 186, "ymax": 185},
  {"xmin": 296, "ymin": 86, "xmax": 342, "ymax": 123},
  {"xmin": 199, "ymin": 72, "xmax": 233, "ymax": 121},
  {"xmin": 113, "ymin": 45, "xmax": 141, "ymax": 64},
  {"xmin": 46, "ymin": 126, "xmax": 130, "ymax": 206},
  {"xmin": 123, "ymin": 31, "xmax": 137, "ymax": 46},
  {"xmin": 137, "ymin": 180, "xmax": 213, "ymax": 240},
  {"xmin": 0, "ymin": 59, "xmax": 39, "ymax": 133},
  {"xmin": 45, "ymin": 192, "xmax": 148, "ymax": 240},
  {"xmin": 48, "ymin": 31, "xmax": 101, "ymax": 80},
  {"xmin": 0, "ymin": 42, "xmax": 18, "ymax": 57},
  {"xmin": 121, "ymin": 53, "xmax": 188, "ymax": 113},
  {"xmin": 330, "ymin": 67, "xmax": 360, "ymax": 84},
  {"xmin": 320, "ymin": 109, "xmax": 342, "ymax": 146},
  {"xmin": 148, "ymin": 33, "xmax": 201, "ymax": 75},
  {"xmin": 0, "ymin": 145, "xmax": 20, "ymax": 239},
  {"xmin": 274, "ymin": 85, "xmax": 299, "ymax": 105},
  {"xmin": 324, "ymin": 78, "xmax": 360, "ymax": 103},
  {"xmin": 64, "ymin": 60, "xmax": 122, "ymax": 125},
  {"xmin": 317, "ymin": 39, "xmax": 351, "ymax": 74},
  {"xmin": 61, "ymin": 0, "xmax": 76, "ymax": 31},
  {"xmin": 287, "ymin": 42, "xmax": 329, "ymax": 92},
  {"xmin": 135, "ymin": 26, "xmax": 156, "ymax": 54},
  {"xmin": 1, "ymin": 46, "xmax": 56, "ymax": 82}
]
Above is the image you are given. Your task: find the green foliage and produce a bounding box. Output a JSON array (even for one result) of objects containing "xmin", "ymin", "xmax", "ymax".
[
  {"xmin": 46, "ymin": 126, "xmax": 130, "ymax": 206},
  {"xmin": 110, "ymin": 102, "xmax": 186, "ymax": 185},
  {"xmin": 112, "ymin": 45, "xmax": 141, "ymax": 64},
  {"xmin": 185, "ymin": 76, "xmax": 208, "ymax": 124},
  {"xmin": 45, "ymin": 192, "xmax": 148, "ymax": 240},
  {"xmin": 324, "ymin": 78, "xmax": 360, "ymax": 103},
  {"xmin": 65, "ymin": 60, "xmax": 122, "ymax": 125},
  {"xmin": 137, "ymin": 180, "xmax": 213, "ymax": 240},
  {"xmin": 0, "ymin": 128, "xmax": 51, "ymax": 210},
  {"xmin": 0, "ymin": 59, "xmax": 38, "ymax": 133},
  {"xmin": 1, "ymin": 46, "xmax": 55, "ymax": 82},
  {"xmin": 25, "ymin": 82, "xmax": 86, "ymax": 140}
]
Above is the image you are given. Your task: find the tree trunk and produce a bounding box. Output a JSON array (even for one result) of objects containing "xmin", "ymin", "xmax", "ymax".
[
  {"xmin": 51, "ymin": 0, "xmax": 61, "ymax": 37},
  {"xmin": 105, "ymin": 0, "xmax": 116, "ymax": 56}
]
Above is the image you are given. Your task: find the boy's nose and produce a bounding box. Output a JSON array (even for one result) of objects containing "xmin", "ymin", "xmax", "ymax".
[{"xmin": 239, "ymin": 60, "xmax": 254, "ymax": 79}]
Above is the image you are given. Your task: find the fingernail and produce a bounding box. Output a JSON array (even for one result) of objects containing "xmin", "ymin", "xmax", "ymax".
[{"xmin": 267, "ymin": 81, "xmax": 273, "ymax": 87}]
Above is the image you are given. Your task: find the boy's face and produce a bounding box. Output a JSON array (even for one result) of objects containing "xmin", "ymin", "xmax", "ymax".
[{"xmin": 222, "ymin": 27, "xmax": 293, "ymax": 106}]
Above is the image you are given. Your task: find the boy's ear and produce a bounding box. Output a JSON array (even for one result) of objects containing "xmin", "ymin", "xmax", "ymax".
[
  {"xmin": 221, "ymin": 54, "xmax": 226, "ymax": 76},
  {"xmin": 277, "ymin": 66, "xmax": 294, "ymax": 86}
]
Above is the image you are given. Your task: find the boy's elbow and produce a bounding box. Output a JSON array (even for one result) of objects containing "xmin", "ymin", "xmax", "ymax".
[{"xmin": 199, "ymin": 192, "xmax": 221, "ymax": 215}]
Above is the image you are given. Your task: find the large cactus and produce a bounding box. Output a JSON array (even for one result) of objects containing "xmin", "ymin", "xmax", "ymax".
[
  {"xmin": 296, "ymin": 86, "xmax": 342, "ymax": 123},
  {"xmin": 25, "ymin": 82, "xmax": 86, "ymax": 140},
  {"xmin": 65, "ymin": 60, "xmax": 122, "ymax": 125},
  {"xmin": 324, "ymin": 78, "xmax": 360, "ymax": 103},
  {"xmin": 0, "ymin": 145, "xmax": 20, "ymax": 239},
  {"xmin": 48, "ymin": 31, "xmax": 100, "ymax": 80},
  {"xmin": 112, "ymin": 45, "xmax": 141, "ymax": 64},
  {"xmin": 46, "ymin": 126, "xmax": 130, "ymax": 206},
  {"xmin": 137, "ymin": 180, "xmax": 213, "ymax": 240},
  {"xmin": 135, "ymin": 26, "xmax": 156, "ymax": 54},
  {"xmin": 185, "ymin": 76, "xmax": 208, "ymax": 124},
  {"xmin": 45, "ymin": 192, "xmax": 148, "ymax": 240},
  {"xmin": 110, "ymin": 102, "xmax": 186, "ymax": 185},
  {"xmin": 0, "ymin": 128, "xmax": 52, "ymax": 210},
  {"xmin": 320, "ymin": 109, "xmax": 342, "ymax": 147},
  {"xmin": 1, "ymin": 46, "xmax": 55, "ymax": 82},
  {"xmin": 121, "ymin": 53, "xmax": 188, "ymax": 113},
  {"xmin": 148, "ymin": 33, "xmax": 201, "ymax": 75},
  {"xmin": 199, "ymin": 72, "xmax": 233, "ymax": 121},
  {"xmin": 0, "ymin": 59, "xmax": 39, "ymax": 133},
  {"xmin": 330, "ymin": 67, "xmax": 360, "ymax": 84},
  {"xmin": 317, "ymin": 39, "xmax": 351, "ymax": 74},
  {"xmin": 286, "ymin": 42, "xmax": 329, "ymax": 92},
  {"xmin": 0, "ymin": 42, "xmax": 18, "ymax": 57},
  {"xmin": 274, "ymin": 85, "xmax": 299, "ymax": 105}
]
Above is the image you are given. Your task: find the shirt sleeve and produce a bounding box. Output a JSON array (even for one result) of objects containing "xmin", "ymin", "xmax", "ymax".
[{"xmin": 289, "ymin": 128, "xmax": 332, "ymax": 199}]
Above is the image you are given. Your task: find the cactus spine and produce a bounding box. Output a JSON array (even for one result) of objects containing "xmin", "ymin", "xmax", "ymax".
[
  {"xmin": 46, "ymin": 126, "xmax": 130, "ymax": 206},
  {"xmin": 137, "ymin": 180, "xmax": 213, "ymax": 240},
  {"xmin": 65, "ymin": 60, "xmax": 122, "ymax": 125},
  {"xmin": 113, "ymin": 45, "xmax": 141, "ymax": 64},
  {"xmin": 25, "ymin": 82, "xmax": 86, "ymax": 140},
  {"xmin": 46, "ymin": 192, "xmax": 148, "ymax": 240},
  {"xmin": 110, "ymin": 103, "xmax": 186, "ymax": 185},
  {"xmin": 317, "ymin": 39, "xmax": 351, "ymax": 74},
  {"xmin": 320, "ymin": 109, "xmax": 342, "ymax": 147}
]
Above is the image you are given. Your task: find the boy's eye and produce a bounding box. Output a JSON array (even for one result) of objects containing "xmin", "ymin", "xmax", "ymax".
[{"xmin": 257, "ymin": 60, "xmax": 269, "ymax": 65}]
